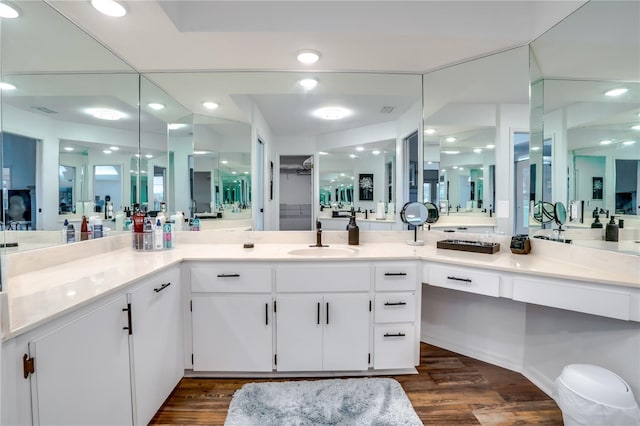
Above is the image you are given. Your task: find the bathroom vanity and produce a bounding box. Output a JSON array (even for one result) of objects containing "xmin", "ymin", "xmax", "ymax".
[{"xmin": 1, "ymin": 231, "xmax": 638, "ymax": 425}]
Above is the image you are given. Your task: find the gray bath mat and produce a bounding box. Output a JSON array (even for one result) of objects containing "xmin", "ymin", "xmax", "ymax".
[{"xmin": 224, "ymin": 377, "xmax": 423, "ymax": 425}]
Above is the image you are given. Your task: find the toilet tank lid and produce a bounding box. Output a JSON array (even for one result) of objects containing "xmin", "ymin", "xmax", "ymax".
[{"xmin": 558, "ymin": 364, "xmax": 637, "ymax": 408}]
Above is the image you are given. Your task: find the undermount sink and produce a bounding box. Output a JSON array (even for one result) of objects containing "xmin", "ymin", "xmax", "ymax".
[{"xmin": 287, "ymin": 246, "xmax": 359, "ymax": 257}]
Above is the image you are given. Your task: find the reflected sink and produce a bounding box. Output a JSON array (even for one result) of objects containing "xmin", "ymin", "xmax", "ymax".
[{"xmin": 287, "ymin": 246, "xmax": 359, "ymax": 257}]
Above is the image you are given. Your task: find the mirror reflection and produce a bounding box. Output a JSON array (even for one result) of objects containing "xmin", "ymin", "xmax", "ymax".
[
  {"xmin": 530, "ymin": 0, "xmax": 640, "ymax": 254},
  {"xmin": 423, "ymin": 46, "xmax": 529, "ymax": 234}
]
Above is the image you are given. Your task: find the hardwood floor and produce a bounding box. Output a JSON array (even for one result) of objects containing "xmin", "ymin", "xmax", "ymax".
[{"xmin": 150, "ymin": 343, "xmax": 563, "ymax": 425}]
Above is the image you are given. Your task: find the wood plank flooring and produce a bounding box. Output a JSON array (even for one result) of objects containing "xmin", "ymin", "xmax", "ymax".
[{"xmin": 150, "ymin": 343, "xmax": 563, "ymax": 425}]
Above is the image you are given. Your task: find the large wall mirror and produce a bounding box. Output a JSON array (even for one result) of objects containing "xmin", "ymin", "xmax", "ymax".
[
  {"xmin": 0, "ymin": 1, "xmax": 140, "ymax": 254},
  {"xmin": 530, "ymin": 1, "xmax": 640, "ymax": 254},
  {"xmin": 423, "ymin": 46, "xmax": 530, "ymax": 234}
]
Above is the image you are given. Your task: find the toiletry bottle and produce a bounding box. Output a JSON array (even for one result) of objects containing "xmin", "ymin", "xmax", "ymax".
[
  {"xmin": 347, "ymin": 208, "xmax": 359, "ymax": 245},
  {"xmin": 605, "ymin": 216, "xmax": 619, "ymax": 242},
  {"xmin": 67, "ymin": 223, "xmax": 75, "ymax": 243},
  {"xmin": 163, "ymin": 222, "xmax": 173, "ymax": 249},
  {"xmin": 115, "ymin": 209, "xmax": 124, "ymax": 231},
  {"xmin": 62, "ymin": 219, "xmax": 69, "ymax": 243},
  {"xmin": 80, "ymin": 215, "xmax": 89, "ymax": 241},
  {"xmin": 92, "ymin": 217, "xmax": 103, "ymax": 238},
  {"xmin": 154, "ymin": 219, "xmax": 164, "ymax": 250},
  {"xmin": 143, "ymin": 217, "xmax": 154, "ymax": 250},
  {"xmin": 192, "ymin": 215, "xmax": 200, "ymax": 231},
  {"xmin": 591, "ymin": 214, "xmax": 603, "ymax": 229}
]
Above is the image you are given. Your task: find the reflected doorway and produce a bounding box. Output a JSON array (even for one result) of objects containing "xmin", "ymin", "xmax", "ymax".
[
  {"xmin": 94, "ymin": 165, "xmax": 122, "ymax": 215},
  {"xmin": 279, "ymin": 155, "xmax": 312, "ymax": 230}
]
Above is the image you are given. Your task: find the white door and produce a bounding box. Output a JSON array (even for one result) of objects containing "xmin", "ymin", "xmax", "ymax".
[
  {"xmin": 192, "ymin": 295, "xmax": 272, "ymax": 371},
  {"xmin": 29, "ymin": 295, "xmax": 133, "ymax": 426},
  {"xmin": 276, "ymin": 294, "xmax": 323, "ymax": 371},
  {"xmin": 323, "ymin": 294, "xmax": 370, "ymax": 371},
  {"xmin": 129, "ymin": 269, "xmax": 183, "ymax": 425}
]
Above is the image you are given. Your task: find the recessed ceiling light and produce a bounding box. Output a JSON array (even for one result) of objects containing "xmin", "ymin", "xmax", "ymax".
[
  {"xmin": 135, "ymin": 154, "xmax": 140, "ymax": 158},
  {"xmin": 103, "ymin": 150, "xmax": 112, "ymax": 154},
  {"xmin": 141, "ymin": 170, "xmax": 147, "ymax": 174},
  {"xmin": 145, "ymin": 154, "xmax": 153, "ymax": 159},
  {"xmin": 531, "ymin": 146, "xmax": 541, "ymax": 151},
  {"xmin": 168, "ymin": 123, "xmax": 185, "ymax": 130},
  {"xmin": 313, "ymin": 106, "xmax": 351, "ymax": 120},
  {"xmin": 87, "ymin": 108, "xmax": 124, "ymax": 120},
  {"xmin": 63, "ymin": 147, "xmax": 74, "ymax": 151},
  {"xmin": 319, "ymin": 151, "xmax": 329, "ymax": 155},
  {"xmin": 297, "ymin": 50, "xmax": 320, "ymax": 65},
  {"xmin": 202, "ymin": 101, "xmax": 219, "ymax": 110},
  {"xmin": 452, "ymin": 166, "xmax": 459, "ymax": 169},
  {"xmin": 232, "ymin": 171, "xmax": 237, "ymax": 175},
  {"xmin": 458, "ymin": 167, "xmax": 464, "ymax": 171},
  {"xmin": 349, "ymin": 154, "xmax": 358, "ymax": 158},
  {"xmin": 604, "ymin": 88, "xmax": 628, "ymax": 97},
  {"xmin": 0, "ymin": 2, "xmax": 19, "ymax": 18},
  {"xmin": 485, "ymin": 144, "xmax": 495, "ymax": 149},
  {"xmin": 148, "ymin": 102, "xmax": 165, "ymax": 110},
  {"xmin": 600, "ymin": 140, "xmax": 613, "ymax": 145},
  {"xmin": 427, "ymin": 161, "xmax": 432, "ymax": 164},
  {"xmin": 622, "ymin": 140, "xmax": 636, "ymax": 146},
  {"xmin": 109, "ymin": 146, "xmax": 119, "ymax": 151},
  {"xmin": 221, "ymin": 160, "xmax": 228, "ymax": 164},
  {"xmin": 442, "ymin": 150, "xmax": 460, "ymax": 154},
  {"xmin": 445, "ymin": 137, "xmax": 456, "ymax": 143},
  {"xmin": 372, "ymin": 150, "xmax": 381, "ymax": 155},
  {"xmin": 340, "ymin": 173, "xmax": 345, "ymax": 177},
  {"xmin": 193, "ymin": 151, "xmax": 209, "ymax": 155},
  {"xmin": 424, "ymin": 128, "xmax": 436, "ymax": 135},
  {"xmin": 473, "ymin": 148, "xmax": 482, "ymax": 153},
  {"xmin": 244, "ymin": 171, "xmax": 249, "ymax": 175},
  {"xmin": 299, "ymin": 78, "xmax": 318, "ymax": 90},
  {"xmin": 0, "ymin": 82, "xmax": 16, "ymax": 90},
  {"xmin": 91, "ymin": 0, "xmax": 126, "ymax": 17},
  {"xmin": 632, "ymin": 125, "xmax": 640, "ymax": 130},
  {"xmin": 356, "ymin": 147, "xmax": 364, "ymax": 152}
]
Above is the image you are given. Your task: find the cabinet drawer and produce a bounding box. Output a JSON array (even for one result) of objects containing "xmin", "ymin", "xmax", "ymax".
[
  {"xmin": 276, "ymin": 263, "xmax": 370, "ymax": 292},
  {"xmin": 190, "ymin": 264, "xmax": 271, "ymax": 293},
  {"xmin": 373, "ymin": 324, "xmax": 415, "ymax": 369},
  {"xmin": 513, "ymin": 277, "xmax": 630, "ymax": 321},
  {"xmin": 374, "ymin": 292, "xmax": 415, "ymax": 323},
  {"xmin": 427, "ymin": 264, "xmax": 500, "ymax": 297},
  {"xmin": 374, "ymin": 262, "xmax": 417, "ymax": 291}
]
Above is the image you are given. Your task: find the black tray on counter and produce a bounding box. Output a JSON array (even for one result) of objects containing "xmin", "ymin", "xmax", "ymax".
[{"xmin": 436, "ymin": 239, "xmax": 500, "ymax": 254}]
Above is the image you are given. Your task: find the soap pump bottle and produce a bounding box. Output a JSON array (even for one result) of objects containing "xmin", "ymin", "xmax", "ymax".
[
  {"xmin": 80, "ymin": 215, "xmax": 89, "ymax": 241},
  {"xmin": 347, "ymin": 207, "xmax": 359, "ymax": 245},
  {"xmin": 605, "ymin": 216, "xmax": 619, "ymax": 242}
]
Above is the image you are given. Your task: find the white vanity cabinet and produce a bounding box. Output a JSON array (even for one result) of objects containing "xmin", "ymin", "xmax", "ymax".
[
  {"xmin": 190, "ymin": 263, "xmax": 273, "ymax": 372},
  {"xmin": 373, "ymin": 262, "xmax": 419, "ymax": 370},
  {"xmin": 128, "ymin": 266, "xmax": 183, "ymax": 425},
  {"xmin": 26, "ymin": 294, "xmax": 133, "ymax": 426},
  {"xmin": 275, "ymin": 263, "xmax": 371, "ymax": 372}
]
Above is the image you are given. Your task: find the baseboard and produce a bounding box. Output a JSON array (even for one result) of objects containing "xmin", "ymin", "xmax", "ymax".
[
  {"xmin": 521, "ymin": 363, "xmax": 556, "ymax": 400},
  {"xmin": 420, "ymin": 332, "xmax": 523, "ymax": 373},
  {"xmin": 184, "ymin": 367, "xmax": 418, "ymax": 379}
]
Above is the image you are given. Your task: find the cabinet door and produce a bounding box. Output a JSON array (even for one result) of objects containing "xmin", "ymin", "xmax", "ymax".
[
  {"xmin": 129, "ymin": 267, "xmax": 183, "ymax": 426},
  {"xmin": 275, "ymin": 294, "xmax": 323, "ymax": 372},
  {"xmin": 29, "ymin": 295, "xmax": 133, "ymax": 426},
  {"xmin": 323, "ymin": 294, "xmax": 370, "ymax": 371},
  {"xmin": 192, "ymin": 295, "xmax": 272, "ymax": 371}
]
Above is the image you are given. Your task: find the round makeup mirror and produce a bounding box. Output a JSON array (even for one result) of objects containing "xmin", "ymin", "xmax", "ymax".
[
  {"xmin": 424, "ymin": 201, "xmax": 440, "ymax": 224},
  {"xmin": 400, "ymin": 201, "xmax": 429, "ymax": 246},
  {"xmin": 554, "ymin": 202, "xmax": 567, "ymax": 229},
  {"xmin": 532, "ymin": 201, "xmax": 556, "ymax": 224}
]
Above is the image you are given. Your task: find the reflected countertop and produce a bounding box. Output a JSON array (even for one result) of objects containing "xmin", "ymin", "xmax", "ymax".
[{"xmin": 3, "ymin": 235, "xmax": 638, "ymax": 340}]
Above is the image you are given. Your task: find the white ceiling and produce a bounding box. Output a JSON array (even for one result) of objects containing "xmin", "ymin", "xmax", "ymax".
[{"xmin": 48, "ymin": 0, "xmax": 586, "ymax": 74}]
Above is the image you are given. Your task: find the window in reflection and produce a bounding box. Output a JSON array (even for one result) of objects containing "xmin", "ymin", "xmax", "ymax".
[
  {"xmin": 59, "ymin": 165, "xmax": 75, "ymax": 214},
  {"xmin": 93, "ymin": 165, "xmax": 121, "ymax": 218},
  {"xmin": 2, "ymin": 133, "xmax": 37, "ymax": 228}
]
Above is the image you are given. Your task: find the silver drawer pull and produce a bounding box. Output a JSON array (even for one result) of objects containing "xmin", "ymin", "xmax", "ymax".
[
  {"xmin": 217, "ymin": 274, "xmax": 240, "ymax": 278},
  {"xmin": 447, "ymin": 276, "xmax": 472, "ymax": 283},
  {"xmin": 383, "ymin": 332, "xmax": 406, "ymax": 338},
  {"xmin": 384, "ymin": 301, "xmax": 407, "ymax": 306}
]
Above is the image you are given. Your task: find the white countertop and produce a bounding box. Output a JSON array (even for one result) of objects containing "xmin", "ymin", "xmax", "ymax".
[{"xmin": 3, "ymin": 234, "xmax": 638, "ymax": 340}]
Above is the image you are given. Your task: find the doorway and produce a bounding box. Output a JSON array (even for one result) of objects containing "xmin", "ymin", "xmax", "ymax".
[{"xmin": 279, "ymin": 155, "xmax": 312, "ymax": 230}]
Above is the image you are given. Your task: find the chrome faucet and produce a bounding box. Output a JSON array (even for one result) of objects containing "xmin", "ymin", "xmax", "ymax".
[{"xmin": 311, "ymin": 220, "xmax": 328, "ymax": 247}]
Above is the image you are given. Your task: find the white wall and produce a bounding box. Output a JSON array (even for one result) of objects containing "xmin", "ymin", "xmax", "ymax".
[{"xmin": 250, "ymin": 100, "xmax": 276, "ymax": 230}]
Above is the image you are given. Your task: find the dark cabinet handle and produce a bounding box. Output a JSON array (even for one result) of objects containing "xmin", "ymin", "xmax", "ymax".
[
  {"xmin": 384, "ymin": 272, "xmax": 407, "ymax": 276},
  {"xmin": 384, "ymin": 301, "xmax": 407, "ymax": 306},
  {"xmin": 317, "ymin": 302, "xmax": 321, "ymax": 325},
  {"xmin": 153, "ymin": 282, "xmax": 171, "ymax": 293},
  {"xmin": 384, "ymin": 332, "xmax": 406, "ymax": 338},
  {"xmin": 122, "ymin": 303, "xmax": 132, "ymax": 335},
  {"xmin": 265, "ymin": 303, "xmax": 269, "ymax": 326},
  {"xmin": 217, "ymin": 274, "xmax": 240, "ymax": 278},
  {"xmin": 447, "ymin": 276, "xmax": 472, "ymax": 283},
  {"xmin": 326, "ymin": 302, "xmax": 329, "ymax": 325}
]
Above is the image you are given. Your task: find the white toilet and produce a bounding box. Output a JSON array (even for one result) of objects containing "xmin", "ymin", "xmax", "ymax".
[{"xmin": 555, "ymin": 364, "xmax": 640, "ymax": 426}]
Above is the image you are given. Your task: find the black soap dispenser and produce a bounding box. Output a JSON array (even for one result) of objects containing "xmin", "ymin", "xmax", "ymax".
[
  {"xmin": 605, "ymin": 216, "xmax": 619, "ymax": 242},
  {"xmin": 347, "ymin": 207, "xmax": 359, "ymax": 245}
]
